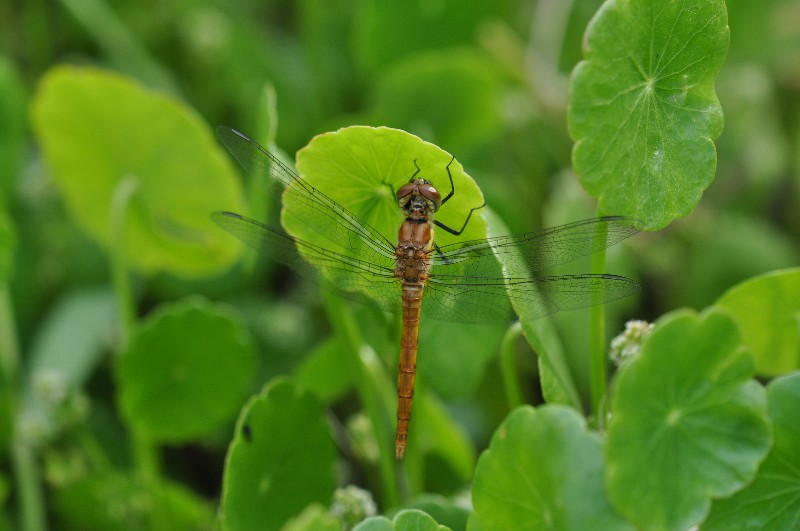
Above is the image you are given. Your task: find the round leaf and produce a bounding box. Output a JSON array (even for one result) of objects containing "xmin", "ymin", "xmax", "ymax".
[
  {"xmin": 606, "ymin": 309, "xmax": 772, "ymax": 530},
  {"xmin": 118, "ymin": 297, "xmax": 256, "ymax": 443},
  {"xmin": 715, "ymin": 268, "xmax": 800, "ymax": 376},
  {"xmin": 31, "ymin": 66, "xmax": 246, "ymax": 277},
  {"xmin": 704, "ymin": 372, "xmax": 800, "ymax": 529},
  {"xmin": 291, "ymin": 126, "xmax": 486, "ymax": 248},
  {"xmin": 354, "ymin": 509, "xmax": 447, "ymax": 531},
  {"xmin": 470, "ymin": 405, "xmax": 632, "ymax": 531},
  {"xmin": 568, "ymin": 0, "xmax": 729, "ymax": 230},
  {"xmin": 221, "ymin": 378, "xmax": 336, "ymax": 531}
]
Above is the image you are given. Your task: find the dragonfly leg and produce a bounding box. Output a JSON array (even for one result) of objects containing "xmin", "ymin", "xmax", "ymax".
[{"xmin": 435, "ymin": 156, "xmax": 486, "ymax": 236}]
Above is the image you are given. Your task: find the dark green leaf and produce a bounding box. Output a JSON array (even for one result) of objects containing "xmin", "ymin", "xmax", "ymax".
[
  {"xmin": 0, "ymin": 56, "xmax": 26, "ymax": 200},
  {"xmin": 470, "ymin": 405, "xmax": 632, "ymax": 530},
  {"xmin": 606, "ymin": 309, "xmax": 772, "ymax": 530},
  {"xmin": 704, "ymin": 372, "xmax": 800, "ymax": 529},
  {"xmin": 118, "ymin": 297, "xmax": 256, "ymax": 443},
  {"xmin": 569, "ymin": 0, "xmax": 729, "ymax": 229},
  {"xmin": 221, "ymin": 378, "xmax": 336, "ymax": 531}
]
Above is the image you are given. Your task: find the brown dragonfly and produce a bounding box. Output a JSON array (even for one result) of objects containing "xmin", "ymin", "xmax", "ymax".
[{"xmin": 212, "ymin": 127, "xmax": 640, "ymax": 459}]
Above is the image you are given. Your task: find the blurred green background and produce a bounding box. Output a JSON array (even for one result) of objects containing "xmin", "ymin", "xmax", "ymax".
[{"xmin": 1, "ymin": 0, "xmax": 799, "ymax": 528}]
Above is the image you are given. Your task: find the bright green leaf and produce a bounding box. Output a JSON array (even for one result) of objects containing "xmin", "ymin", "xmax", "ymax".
[
  {"xmin": 31, "ymin": 66, "xmax": 246, "ymax": 277},
  {"xmin": 221, "ymin": 378, "xmax": 336, "ymax": 531},
  {"xmin": 606, "ymin": 309, "xmax": 772, "ymax": 530},
  {"xmin": 294, "ymin": 335, "xmax": 353, "ymax": 403},
  {"xmin": 281, "ymin": 504, "xmax": 341, "ymax": 531},
  {"xmin": 704, "ymin": 372, "xmax": 800, "ymax": 529},
  {"xmin": 405, "ymin": 494, "xmax": 469, "ymax": 531},
  {"xmin": 715, "ymin": 268, "xmax": 800, "ymax": 376},
  {"xmin": 469, "ymin": 405, "xmax": 632, "ymax": 531},
  {"xmin": 568, "ymin": 0, "xmax": 729, "ymax": 229},
  {"xmin": 292, "ymin": 126, "xmax": 486, "ymax": 249},
  {"xmin": 354, "ymin": 509, "xmax": 448, "ymax": 531},
  {"xmin": 118, "ymin": 297, "xmax": 256, "ymax": 443}
]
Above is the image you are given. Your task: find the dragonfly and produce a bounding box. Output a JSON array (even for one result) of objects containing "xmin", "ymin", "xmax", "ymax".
[{"xmin": 212, "ymin": 127, "xmax": 640, "ymax": 459}]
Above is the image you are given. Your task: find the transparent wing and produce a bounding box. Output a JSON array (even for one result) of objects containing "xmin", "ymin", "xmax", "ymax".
[
  {"xmin": 424, "ymin": 273, "xmax": 639, "ymax": 324},
  {"xmin": 422, "ymin": 217, "xmax": 640, "ymax": 323},
  {"xmin": 217, "ymin": 126, "xmax": 397, "ymax": 260},
  {"xmin": 212, "ymin": 211, "xmax": 399, "ymax": 313},
  {"xmin": 214, "ymin": 128, "xmax": 640, "ymax": 324},
  {"xmin": 432, "ymin": 216, "xmax": 639, "ymax": 271}
]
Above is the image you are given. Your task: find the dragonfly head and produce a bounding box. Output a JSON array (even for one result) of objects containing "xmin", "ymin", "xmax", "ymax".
[{"xmin": 397, "ymin": 178, "xmax": 442, "ymax": 215}]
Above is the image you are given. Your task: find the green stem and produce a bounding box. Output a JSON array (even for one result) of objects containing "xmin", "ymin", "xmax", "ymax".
[
  {"xmin": 2, "ymin": 285, "xmax": 47, "ymax": 530},
  {"xmin": 108, "ymin": 177, "xmax": 161, "ymax": 500},
  {"xmin": 322, "ymin": 291, "xmax": 399, "ymax": 508},
  {"xmin": 109, "ymin": 176, "xmax": 139, "ymax": 346},
  {"xmin": 588, "ymin": 215, "xmax": 609, "ymax": 429},
  {"xmin": 500, "ymin": 321, "xmax": 524, "ymax": 410}
]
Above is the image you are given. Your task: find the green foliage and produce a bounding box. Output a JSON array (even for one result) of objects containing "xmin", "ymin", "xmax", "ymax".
[
  {"xmin": 569, "ymin": 0, "xmax": 729, "ymax": 229},
  {"xmin": 606, "ymin": 309, "xmax": 771, "ymax": 530},
  {"xmin": 4, "ymin": 0, "xmax": 800, "ymax": 529},
  {"xmin": 715, "ymin": 268, "xmax": 800, "ymax": 375},
  {"xmin": 470, "ymin": 405, "xmax": 631, "ymax": 530},
  {"xmin": 221, "ymin": 378, "xmax": 336, "ymax": 531},
  {"xmin": 117, "ymin": 297, "xmax": 256, "ymax": 443},
  {"xmin": 30, "ymin": 66, "xmax": 245, "ymax": 277}
]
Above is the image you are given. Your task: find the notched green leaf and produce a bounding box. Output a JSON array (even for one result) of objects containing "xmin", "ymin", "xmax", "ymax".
[
  {"xmin": 117, "ymin": 296, "xmax": 256, "ymax": 443},
  {"xmin": 568, "ymin": 0, "xmax": 730, "ymax": 229},
  {"xmin": 704, "ymin": 372, "xmax": 800, "ymax": 529},
  {"xmin": 354, "ymin": 509, "xmax": 448, "ymax": 531},
  {"xmin": 469, "ymin": 405, "xmax": 632, "ymax": 531},
  {"xmin": 221, "ymin": 378, "xmax": 336, "ymax": 531},
  {"xmin": 606, "ymin": 309, "xmax": 772, "ymax": 530}
]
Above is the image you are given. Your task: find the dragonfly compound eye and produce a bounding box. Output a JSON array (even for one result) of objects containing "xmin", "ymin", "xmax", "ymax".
[
  {"xmin": 418, "ymin": 183, "xmax": 442, "ymax": 212},
  {"xmin": 396, "ymin": 182, "xmax": 416, "ymax": 205}
]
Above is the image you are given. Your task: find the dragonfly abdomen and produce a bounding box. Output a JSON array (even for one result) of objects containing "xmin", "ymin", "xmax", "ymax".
[{"xmin": 395, "ymin": 282, "xmax": 424, "ymax": 460}]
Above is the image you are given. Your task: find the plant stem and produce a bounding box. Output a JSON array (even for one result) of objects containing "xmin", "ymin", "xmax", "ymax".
[
  {"xmin": 109, "ymin": 176, "xmax": 139, "ymax": 346},
  {"xmin": 322, "ymin": 291, "xmax": 399, "ymax": 508},
  {"xmin": 589, "ymin": 216, "xmax": 609, "ymax": 430},
  {"xmin": 2, "ymin": 284, "xmax": 47, "ymax": 530},
  {"xmin": 500, "ymin": 321, "xmax": 524, "ymax": 410},
  {"xmin": 109, "ymin": 177, "xmax": 161, "ymax": 503}
]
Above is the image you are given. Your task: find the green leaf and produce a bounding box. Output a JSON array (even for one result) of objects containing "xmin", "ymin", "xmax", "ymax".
[
  {"xmin": 715, "ymin": 268, "xmax": 800, "ymax": 376},
  {"xmin": 117, "ymin": 297, "xmax": 256, "ymax": 443},
  {"xmin": 606, "ymin": 309, "xmax": 772, "ymax": 530},
  {"xmin": 483, "ymin": 208, "xmax": 581, "ymax": 409},
  {"xmin": 568, "ymin": 0, "xmax": 729, "ymax": 230},
  {"xmin": 469, "ymin": 405, "xmax": 632, "ymax": 531},
  {"xmin": 221, "ymin": 378, "xmax": 336, "ymax": 531},
  {"xmin": 294, "ymin": 335, "xmax": 353, "ymax": 403},
  {"xmin": 404, "ymin": 494, "xmax": 469, "ymax": 531},
  {"xmin": 704, "ymin": 372, "xmax": 800, "ymax": 529},
  {"xmin": 281, "ymin": 503, "xmax": 341, "ymax": 531},
  {"xmin": 354, "ymin": 509, "xmax": 449, "ymax": 531},
  {"xmin": 30, "ymin": 66, "xmax": 246, "ymax": 277},
  {"xmin": 292, "ymin": 126, "xmax": 486, "ymax": 248}
]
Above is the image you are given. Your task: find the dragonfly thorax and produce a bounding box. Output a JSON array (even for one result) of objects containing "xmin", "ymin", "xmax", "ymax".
[{"xmin": 396, "ymin": 178, "xmax": 441, "ymax": 217}]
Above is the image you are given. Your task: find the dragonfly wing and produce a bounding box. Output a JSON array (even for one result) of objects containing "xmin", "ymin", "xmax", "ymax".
[
  {"xmin": 217, "ymin": 126, "xmax": 397, "ymax": 260},
  {"xmin": 424, "ymin": 273, "xmax": 639, "ymax": 324},
  {"xmin": 433, "ymin": 216, "xmax": 640, "ymax": 273},
  {"xmin": 212, "ymin": 211, "xmax": 399, "ymax": 314}
]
